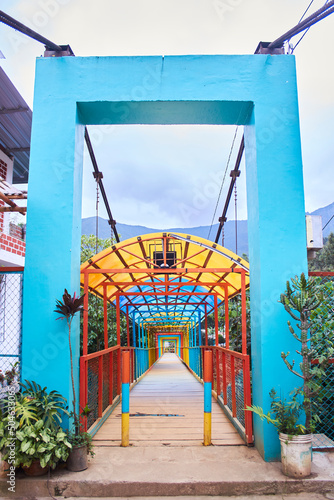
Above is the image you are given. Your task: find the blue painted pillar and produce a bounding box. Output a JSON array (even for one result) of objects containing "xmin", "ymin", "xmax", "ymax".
[
  {"xmin": 132, "ymin": 312, "xmax": 136, "ymax": 348},
  {"xmin": 141, "ymin": 322, "xmax": 144, "ymax": 349},
  {"xmin": 193, "ymin": 320, "xmax": 196, "ymax": 347},
  {"xmin": 198, "ymin": 311, "xmax": 201, "ymax": 346},
  {"xmin": 244, "ymin": 72, "xmax": 307, "ymax": 459},
  {"xmin": 21, "ymin": 64, "xmax": 83, "ymax": 414}
]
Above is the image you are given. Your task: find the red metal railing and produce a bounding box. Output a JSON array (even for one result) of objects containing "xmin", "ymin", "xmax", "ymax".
[
  {"xmin": 80, "ymin": 345, "xmax": 157, "ymax": 431},
  {"xmin": 181, "ymin": 345, "xmax": 253, "ymax": 445},
  {"xmin": 209, "ymin": 345, "xmax": 253, "ymax": 445},
  {"xmin": 80, "ymin": 346, "xmax": 136, "ymax": 431}
]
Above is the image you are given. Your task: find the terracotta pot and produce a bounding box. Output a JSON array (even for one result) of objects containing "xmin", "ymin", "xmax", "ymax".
[
  {"xmin": 67, "ymin": 445, "xmax": 88, "ymax": 472},
  {"xmin": 0, "ymin": 459, "xmax": 10, "ymax": 478},
  {"xmin": 279, "ymin": 432, "xmax": 313, "ymax": 478},
  {"xmin": 22, "ymin": 460, "xmax": 48, "ymax": 476}
]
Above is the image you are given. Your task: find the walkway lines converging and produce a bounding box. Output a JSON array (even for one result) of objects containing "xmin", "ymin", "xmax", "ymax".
[{"xmin": 93, "ymin": 353, "xmax": 244, "ymax": 446}]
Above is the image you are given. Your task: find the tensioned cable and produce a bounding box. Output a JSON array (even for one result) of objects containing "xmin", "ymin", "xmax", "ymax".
[
  {"xmin": 269, "ymin": 0, "xmax": 334, "ymax": 49},
  {"xmin": 0, "ymin": 10, "xmax": 62, "ymax": 51},
  {"xmin": 213, "ymin": 1, "xmax": 334, "ymax": 244},
  {"xmin": 207, "ymin": 126, "xmax": 239, "ymax": 240},
  {"xmin": 322, "ymin": 213, "xmax": 334, "ymax": 231},
  {"xmin": 299, "ymin": 0, "xmax": 316, "ymax": 23},
  {"xmin": 290, "ymin": 0, "xmax": 330, "ymax": 52},
  {"xmin": 288, "ymin": 0, "xmax": 315, "ymax": 51}
]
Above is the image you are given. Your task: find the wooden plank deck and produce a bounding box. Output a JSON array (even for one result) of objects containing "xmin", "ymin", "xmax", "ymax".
[{"xmin": 93, "ymin": 353, "xmax": 245, "ymax": 447}]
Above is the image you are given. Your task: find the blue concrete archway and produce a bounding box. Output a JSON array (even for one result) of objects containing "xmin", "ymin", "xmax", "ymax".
[{"xmin": 22, "ymin": 54, "xmax": 307, "ymax": 461}]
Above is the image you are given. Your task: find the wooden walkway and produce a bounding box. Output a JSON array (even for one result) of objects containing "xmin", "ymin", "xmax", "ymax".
[{"xmin": 93, "ymin": 353, "xmax": 245, "ymax": 447}]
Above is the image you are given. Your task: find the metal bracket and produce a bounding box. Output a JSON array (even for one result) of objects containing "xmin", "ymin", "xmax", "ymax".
[
  {"xmin": 255, "ymin": 42, "xmax": 285, "ymax": 55},
  {"xmin": 44, "ymin": 44, "xmax": 74, "ymax": 58}
]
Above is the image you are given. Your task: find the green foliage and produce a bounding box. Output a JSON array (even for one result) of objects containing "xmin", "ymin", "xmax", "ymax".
[
  {"xmin": 66, "ymin": 405, "xmax": 95, "ymax": 457},
  {"xmin": 80, "ymin": 296, "xmax": 129, "ymax": 353},
  {"xmin": 217, "ymin": 291, "xmax": 251, "ymax": 354},
  {"xmin": 20, "ymin": 380, "xmax": 69, "ymax": 431},
  {"xmin": 0, "ymin": 381, "xmax": 72, "ymax": 469},
  {"xmin": 309, "ymin": 233, "xmax": 334, "ymax": 271},
  {"xmin": 0, "ymin": 418, "xmax": 71, "ymax": 469},
  {"xmin": 67, "ymin": 428, "xmax": 95, "ymax": 457},
  {"xmin": 203, "ymin": 291, "xmax": 251, "ymax": 354},
  {"xmin": 247, "ymin": 389, "xmax": 305, "ymax": 435},
  {"xmin": 81, "ymin": 234, "xmax": 113, "ymax": 264},
  {"xmin": 80, "ymin": 235, "xmax": 129, "ymax": 353},
  {"xmin": 14, "ymin": 397, "xmax": 38, "ymax": 428},
  {"xmin": 310, "ymin": 279, "xmax": 334, "ymax": 355},
  {"xmin": 279, "ymin": 273, "xmax": 334, "ymax": 433}
]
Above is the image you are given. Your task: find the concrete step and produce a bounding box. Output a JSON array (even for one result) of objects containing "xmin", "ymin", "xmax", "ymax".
[
  {"xmin": 1, "ymin": 446, "xmax": 334, "ymax": 498},
  {"xmin": 2, "ymin": 495, "xmax": 334, "ymax": 500}
]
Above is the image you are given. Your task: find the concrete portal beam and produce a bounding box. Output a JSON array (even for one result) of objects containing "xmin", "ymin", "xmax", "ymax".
[{"xmin": 22, "ymin": 55, "xmax": 307, "ymax": 460}]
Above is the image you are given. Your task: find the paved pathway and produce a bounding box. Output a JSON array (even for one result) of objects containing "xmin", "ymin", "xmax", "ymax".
[{"xmin": 93, "ymin": 353, "xmax": 244, "ymax": 446}]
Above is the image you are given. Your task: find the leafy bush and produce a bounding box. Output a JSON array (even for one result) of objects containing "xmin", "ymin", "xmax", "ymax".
[
  {"xmin": 0, "ymin": 418, "xmax": 71, "ymax": 469},
  {"xmin": 0, "ymin": 380, "xmax": 71, "ymax": 470},
  {"xmin": 20, "ymin": 380, "xmax": 69, "ymax": 430},
  {"xmin": 247, "ymin": 389, "xmax": 304, "ymax": 435}
]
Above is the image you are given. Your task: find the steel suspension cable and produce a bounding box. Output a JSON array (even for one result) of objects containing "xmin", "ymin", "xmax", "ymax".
[
  {"xmin": 207, "ymin": 127, "xmax": 239, "ymax": 240},
  {"xmin": 298, "ymin": 0, "xmax": 317, "ymax": 23},
  {"xmin": 215, "ymin": 1, "xmax": 334, "ymax": 245},
  {"xmin": 0, "ymin": 10, "xmax": 62, "ymax": 51},
  {"xmin": 291, "ymin": 0, "xmax": 330, "ymax": 52},
  {"xmin": 268, "ymin": 0, "xmax": 334, "ymax": 49},
  {"xmin": 287, "ymin": 0, "xmax": 315, "ymax": 51},
  {"xmin": 323, "ymin": 213, "xmax": 334, "ymax": 231}
]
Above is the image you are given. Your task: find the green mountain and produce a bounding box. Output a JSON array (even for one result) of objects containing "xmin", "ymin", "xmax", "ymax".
[
  {"xmin": 81, "ymin": 217, "xmax": 248, "ymax": 255},
  {"xmin": 82, "ymin": 201, "xmax": 334, "ymax": 257}
]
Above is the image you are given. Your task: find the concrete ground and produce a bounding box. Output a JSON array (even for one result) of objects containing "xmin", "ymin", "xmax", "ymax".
[
  {"xmin": 1, "ymin": 445, "xmax": 334, "ymax": 498},
  {"xmin": 3, "ymin": 495, "xmax": 334, "ymax": 500}
]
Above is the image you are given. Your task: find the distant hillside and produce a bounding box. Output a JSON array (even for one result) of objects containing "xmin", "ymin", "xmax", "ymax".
[
  {"xmin": 82, "ymin": 201, "xmax": 334, "ymax": 257},
  {"xmin": 82, "ymin": 217, "xmax": 249, "ymax": 255}
]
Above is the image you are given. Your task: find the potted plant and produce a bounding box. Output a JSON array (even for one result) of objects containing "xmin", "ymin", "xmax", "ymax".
[
  {"xmin": 66, "ymin": 410, "xmax": 94, "ymax": 471},
  {"xmin": 248, "ymin": 273, "xmax": 334, "ymax": 478},
  {"xmin": 55, "ymin": 289, "xmax": 94, "ymax": 471},
  {"xmin": 0, "ymin": 381, "xmax": 72, "ymax": 476},
  {"xmin": 0, "ymin": 418, "xmax": 72, "ymax": 476}
]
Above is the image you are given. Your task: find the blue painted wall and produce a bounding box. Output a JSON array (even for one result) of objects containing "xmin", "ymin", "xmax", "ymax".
[{"xmin": 22, "ymin": 55, "xmax": 307, "ymax": 459}]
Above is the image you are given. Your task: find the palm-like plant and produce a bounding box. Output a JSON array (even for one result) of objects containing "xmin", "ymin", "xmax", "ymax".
[
  {"xmin": 54, "ymin": 289, "xmax": 85, "ymax": 430},
  {"xmin": 20, "ymin": 380, "xmax": 69, "ymax": 430}
]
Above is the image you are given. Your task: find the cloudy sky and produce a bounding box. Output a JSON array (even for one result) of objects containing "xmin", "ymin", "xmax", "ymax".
[{"xmin": 0, "ymin": 0, "xmax": 333, "ymax": 229}]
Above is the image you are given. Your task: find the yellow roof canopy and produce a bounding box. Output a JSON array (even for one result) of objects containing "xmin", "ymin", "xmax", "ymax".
[{"xmin": 81, "ymin": 232, "xmax": 249, "ymax": 322}]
